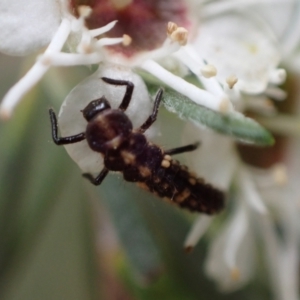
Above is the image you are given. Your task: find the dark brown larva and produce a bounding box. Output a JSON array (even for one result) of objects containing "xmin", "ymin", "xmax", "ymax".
[{"xmin": 49, "ymin": 77, "xmax": 225, "ymax": 214}]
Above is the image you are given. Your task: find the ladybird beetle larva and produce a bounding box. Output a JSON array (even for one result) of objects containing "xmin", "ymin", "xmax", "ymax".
[{"xmin": 49, "ymin": 77, "xmax": 225, "ymax": 214}]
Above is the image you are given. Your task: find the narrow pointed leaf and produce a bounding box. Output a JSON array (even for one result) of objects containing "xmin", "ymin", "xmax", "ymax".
[{"xmin": 147, "ymin": 83, "xmax": 274, "ymax": 146}]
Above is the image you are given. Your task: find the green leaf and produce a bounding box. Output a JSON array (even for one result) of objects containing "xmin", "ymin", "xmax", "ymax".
[
  {"xmin": 146, "ymin": 83, "xmax": 274, "ymax": 146},
  {"xmin": 97, "ymin": 175, "xmax": 163, "ymax": 284}
]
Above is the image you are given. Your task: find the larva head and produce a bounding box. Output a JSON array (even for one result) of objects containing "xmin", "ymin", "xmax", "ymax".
[{"xmin": 82, "ymin": 97, "xmax": 111, "ymax": 122}]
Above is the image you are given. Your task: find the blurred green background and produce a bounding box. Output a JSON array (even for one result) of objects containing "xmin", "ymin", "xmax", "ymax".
[{"xmin": 0, "ymin": 53, "xmax": 272, "ymax": 300}]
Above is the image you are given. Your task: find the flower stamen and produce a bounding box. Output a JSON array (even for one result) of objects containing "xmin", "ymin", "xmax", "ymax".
[
  {"xmin": 77, "ymin": 5, "xmax": 92, "ymax": 19},
  {"xmin": 201, "ymin": 64, "xmax": 217, "ymax": 78},
  {"xmin": 89, "ymin": 20, "xmax": 118, "ymax": 38},
  {"xmin": 0, "ymin": 18, "xmax": 72, "ymax": 119},
  {"xmin": 167, "ymin": 22, "xmax": 178, "ymax": 36},
  {"xmin": 169, "ymin": 27, "xmax": 189, "ymax": 46},
  {"xmin": 96, "ymin": 36, "xmax": 131, "ymax": 48},
  {"xmin": 226, "ymin": 75, "xmax": 238, "ymax": 89},
  {"xmin": 237, "ymin": 167, "xmax": 268, "ymax": 214},
  {"xmin": 39, "ymin": 52, "xmax": 103, "ymax": 66},
  {"xmin": 224, "ymin": 203, "xmax": 248, "ymax": 275},
  {"xmin": 141, "ymin": 59, "xmax": 233, "ymax": 113},
  {"xmin": 265, "ymin": 87, "xmax": 287, "ymax": 101},
  {"xmin": 175, "ymin": 45, "xmax": 230, "ymax": 100},
  {"xmin": 122, "ymin": 34, "xmax": 132, "ymax": 46},
  {"xmin": 184, "ymin": 216, "xmax": 212, "ymax": 252},
  {"xmin": 268, "ymin": 68, "xmax": 287, "ymax": 85}
]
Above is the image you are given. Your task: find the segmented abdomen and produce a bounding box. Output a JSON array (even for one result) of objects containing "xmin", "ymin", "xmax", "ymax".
[
  {"xmin": 104, "ymin": 132, "xmax": 225, "ymax": 214},
  {"xmin": 138, "ymin": 159, "xmax": 225, "ymax": 214}
]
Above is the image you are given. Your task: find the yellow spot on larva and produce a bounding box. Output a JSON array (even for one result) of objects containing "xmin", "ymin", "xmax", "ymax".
[
  {"xmin": 164, "ymin": 154, "xmax": 172, "ymax": 161},
  {"xmin": 121, "ymin": 150, "xmax": 135, "ymax": 164},
  {"xmin": 190, "ymin": 171, "xmax": 197, "ymax": 178},
  {"xmin": 161, "ymin": 160, "xmax": 171, "ymax": 168},
  {"xmin": 139, "ymin": 166, "xmax": 151, "ymax": 177},
  {"xmin": 175, "ymin": 189, "xmax": 191, "ymax": 203},
  {"xmin": 189, "ymin": 178, "xmax": 196, "ymax": 185}
]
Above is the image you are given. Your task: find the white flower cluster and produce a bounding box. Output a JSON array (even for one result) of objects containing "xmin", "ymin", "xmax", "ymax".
[{"xmin": 1, "ymin": 0, "xmax": 300, "ymax": 299}]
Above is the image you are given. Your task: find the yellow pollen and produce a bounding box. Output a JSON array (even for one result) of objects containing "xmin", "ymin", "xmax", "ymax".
[
  {"xmin": 167, "ymin": 22, "xmax": 178, "ymax": 36},
  {"xmin": 230, "ymin": 267, "xmax": 241, "ymax": 281},
  {"xmin": 170, "ymin": 27, "xmax": 188, "ymax": 46},
  {"xmin": 122, "ymin": 34, "xmax": 132, "ymax": 46},
  {"xmin": 226, "ymin": 75, "xmax": 238, "ymax": 89},
  {"xmin": 78, "ymin": 5, "xmax": 92, "ymax": 18},
  {"xmin": 161, "ymin": 160, "xmax": 171, "ymax": 168},
  {"xmin": 201, "ymin": 64, "xmax": 217, "ymax": 78}
]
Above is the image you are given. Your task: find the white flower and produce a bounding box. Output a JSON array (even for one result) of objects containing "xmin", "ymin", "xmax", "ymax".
[
  {"xmin": 1, "ymin": 0, "xmax": 289, "ymax": 119},
  {"xmin": 184, "ymin": 123, "xmax": 300, "ymax": 298},
  {"xmin": 0, "ymin": 0, "xmax": 129, "ymax": 118},
  {"xmin": 180, "ymin": 2, "xmax": 300, "ymax": 298},
  {"xmin": 2, "ymin": 1, "xmax": 300, "ymax": 299}
]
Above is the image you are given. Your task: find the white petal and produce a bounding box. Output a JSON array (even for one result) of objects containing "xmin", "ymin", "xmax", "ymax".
[
  {"xmin": 193, "ymin": 11, "xmax": 280, "ymax": 94},
  {"xmin": 248, "ymin": 0, "xmax": 300, "ymax": 54},
  {"xmin": 58, "ymin": 63, "xmax": 154, "ymax": 174},
  {"xmin": 0, "ymin": 19, "xmax": 71, "ymax": 118},
  {"xmin": 205, "ymin": 203, "xmax": 255, "ymax": 291},
  {"xmin": 182, "ymin": 123, "xmax": 238, "ymax": 190},
  {"xmin": 277, "ymin": 245, "xmax": 299, "ymax": 300},
  {"xmin": 184, "ymin": 215, "xmax": 213, "ymax": 250},
  {"xmin": 0, "ymin": 0, "xmax": 61, "ymax": 56},
  {"xmin": 237, "ymin": 167, "xmax": 268, "ymax": 214},
  {"xmin": 141, "ymin": 59, "xmax": 233, "ymax": 113}
]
